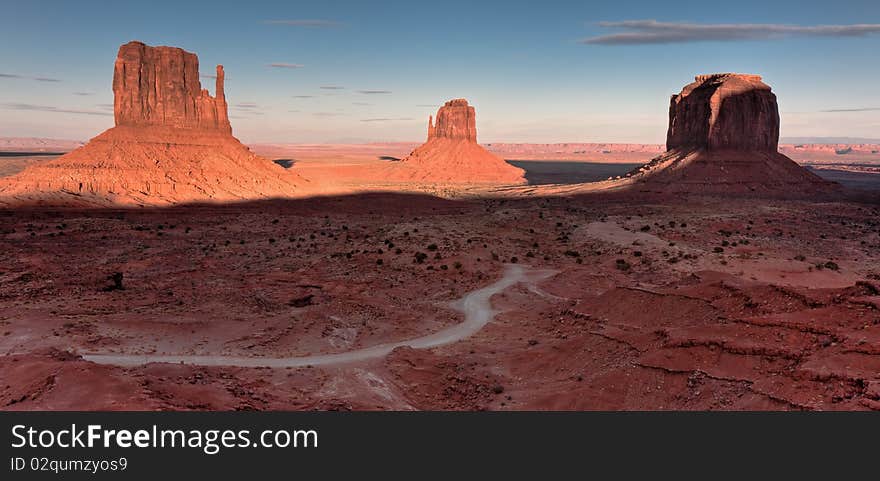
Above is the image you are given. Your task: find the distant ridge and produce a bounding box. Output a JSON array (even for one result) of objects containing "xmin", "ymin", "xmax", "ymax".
[{"xmin": 782, "ymin": 137, "xmax": 880, "ymax": 145}]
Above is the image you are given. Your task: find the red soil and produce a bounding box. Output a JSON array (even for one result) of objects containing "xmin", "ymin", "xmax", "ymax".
[{"xmin": 1, "ymin": 194, "xmax": 878, "ymax": 411}]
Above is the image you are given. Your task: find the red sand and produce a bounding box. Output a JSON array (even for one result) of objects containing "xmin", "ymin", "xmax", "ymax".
[{"xmin": 1, "ymin": 194, "xmax": 879, "ymax": 410}]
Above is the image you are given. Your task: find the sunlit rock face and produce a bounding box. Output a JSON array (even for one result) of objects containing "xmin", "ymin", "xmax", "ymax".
[
  {"xmin": 113, "ymin": 41, "xmax": 231, "ymax": 133},
  {"xmin": 427, "ymin": 99, "xmax": 478, "ymax": 142},
  {"xmin": 0, "ymin": 41, "xmax": 303, "ymax": 206},
  {"xmin": 386, "ymin": 98, "xmax": 525, "ymax": 185}
]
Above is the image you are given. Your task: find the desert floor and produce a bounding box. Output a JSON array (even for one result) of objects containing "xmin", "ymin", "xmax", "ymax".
[{"xmin": 1, "ymin": 186, "xmax": 879, "ymax": 410}]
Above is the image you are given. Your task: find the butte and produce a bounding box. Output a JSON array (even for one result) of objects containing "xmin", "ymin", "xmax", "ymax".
[
  {"xmin": 383, "ymin": 99, "xmax": 525, "ymax": 185},
  {"xmin": 623, "ymin": 73, "xmax": 834, "ymax": 193},
  {"xmin": 0, "ymin": 41, "xmax": 304, "ymax": 206}
]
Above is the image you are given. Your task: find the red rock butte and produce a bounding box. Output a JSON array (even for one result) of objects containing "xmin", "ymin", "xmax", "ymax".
[
  {"xmin": 626, "ymin": 73, "xmax": 833, "ymax": 193},
  {"xmin": 0, "ymin": 41, "xmax": 302, "ymax": 206},
  {"xmin": 113, "ymin": 41, "xmax": 231, "ymax": 134},
  {"xmin": 385, "ymin": 99, "xmax": 525, "ymax": 185}
]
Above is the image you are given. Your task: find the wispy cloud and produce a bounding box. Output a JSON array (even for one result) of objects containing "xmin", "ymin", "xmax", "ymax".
[
  {"xmin": 0, "ymin": 72, "xmax": 61, "ymax": 82},
  {"xmin": 357, "ymin": 90, "xmax": 392, "ymax": 94},
  {"xmin": 264, "ymin": 19, "xmax": 342, "ymax": 28},
  {"xmin": 73, "ymin": 92, "xmax": 93, "ymax": 96},
  {"xmin": 360, "ymin": 117, "xmax": 414, "ymax": 122},
  {"xmin": 2, "ymin": 102, "xmax": 111, "ymax": 116},
  {"xmin": 292, "ymin": 95, "xmax": 315, "ymax": 99},
  {"xmin": 320, "ymin": 85, "xmax": 345, "ymax": 90},
  {"xmin": 233, "ymin": 102, "xmax": 264, "ymax": 115},
  {"xmin": 269, "ymin": 62, "xmax": 305, "ymax": 69},
  {"xmin": 416, "ymin": 104, "xmax": 436, "ymax": 107},
  {"xmin": 820, "ymin": 107, "xmax": 880, "ymax": 112},
  {"xmin": 312, "ymin": 112, "xmax": 346, "ymax": 117},
  {"xmin": 201, "ymin": 74, "xmax": 217, "ymax": 79},
  {"xmin": 352, "ymin": 102, "xmax": 372, "ymax": 106},
  {"xmin": 581, "ymin": 20, "xmax": 880, "ymax": 45}
]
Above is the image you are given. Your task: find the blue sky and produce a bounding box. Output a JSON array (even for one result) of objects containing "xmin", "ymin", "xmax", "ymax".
[{"xmin": 1, "ymin": 0, "xmax": 879, "ymax": 143}]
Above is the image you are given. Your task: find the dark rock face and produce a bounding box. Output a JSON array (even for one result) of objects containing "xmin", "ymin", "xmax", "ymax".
[
  {"xmin": 622, "ymin": 73, "xmax": 835, "ymax": 194},
  {"xmin": 666, "ymin": 73, "xmax": 779, "ymax": 152},
  {"xmin": 113, "ymin": 41, "xmax": 231, "ymax": 133},
  {"xmin": 428, "ymin": 99, "xmax": 477, "ymax": 142}
]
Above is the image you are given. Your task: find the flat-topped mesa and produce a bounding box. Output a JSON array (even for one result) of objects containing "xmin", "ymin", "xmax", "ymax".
[
  {"xmin": 620, "ymin": 73, "xmax": 834, "ymax": 194},
  {"xmin": 666, "ymin": 73, "xmax": 779, "ymax": 152},
  {"xmin": 430, "ymin": 98, "xmax": 477, "ymax": 142},
  {"xmin": 113, "ymin": 41, "xmax": 231, "ymax": 134}
]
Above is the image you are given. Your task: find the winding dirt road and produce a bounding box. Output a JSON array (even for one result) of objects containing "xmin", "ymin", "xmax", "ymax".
[{"xmin": 82, "ymin": 264, "xmax": 554, "ymax": 368}]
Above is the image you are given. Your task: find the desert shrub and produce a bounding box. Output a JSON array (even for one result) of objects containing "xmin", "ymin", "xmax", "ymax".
[{"xmin": 102, "ymin": 272, "xmax": 124, "ymax": 292}]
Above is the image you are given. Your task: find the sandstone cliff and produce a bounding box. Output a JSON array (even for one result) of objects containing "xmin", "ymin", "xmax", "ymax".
[
  {"xmin": 626, "ymin": 73, "xmax": 832, "ymax": 193},
  {"xmin": 113, "ymin": 41, "xmax": 231, "ymax": 133},
  {"xmin": 0, "ymin": 41, "xmax": 302, "ymax": 206},
  {"xmin": 666, "ymin": 73, "xmax": 779, "ymax": 152}
]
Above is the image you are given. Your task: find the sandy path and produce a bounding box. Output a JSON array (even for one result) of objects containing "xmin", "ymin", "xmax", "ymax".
[{"xmin": 82, "ymin": 264, "xmax": 554, "ymax": 368}]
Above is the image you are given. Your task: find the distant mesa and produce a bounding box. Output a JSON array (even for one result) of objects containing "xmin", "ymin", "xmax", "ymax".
[
  {"xmin": 0, "ymin": 41, "xmax": 302, "ymax": 206},
  {"xmin": 625, "ymin": 73, "xmax": 834, "ymax": 193},
  {"xmin": 385, "ymin": 99, "xmax": 525, "ymax": 185}
]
